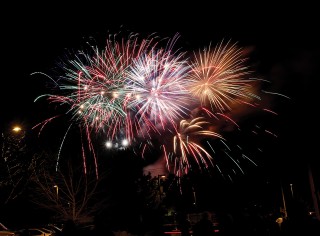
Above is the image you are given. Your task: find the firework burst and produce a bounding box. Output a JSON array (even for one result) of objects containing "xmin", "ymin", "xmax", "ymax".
[
  {"xmin": 161, "ymin": 117, "xmax": 223, "ymax": 177},
  {"xmin": 54, "ymin": 33, "xmax": 160, "ymax": 141},
  {"xmin": 33, "ymin": 33, "xmax": 161, "ymax": 175},
  {"xmin": 187, "ymin": 39, "xmax": 260, "ymax": 113},
  {"xmin": 125, "ymin": 43, "xmax": 194, "ymax": 135}
]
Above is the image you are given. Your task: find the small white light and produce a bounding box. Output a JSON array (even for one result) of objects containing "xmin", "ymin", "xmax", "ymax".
[
  {"xmin": 106, "ymin": 141, "xmax": 112, "ymax": 148},
  {"xmin": 122, "ymin": 139, "xmax": 129, "ymax": 147}
]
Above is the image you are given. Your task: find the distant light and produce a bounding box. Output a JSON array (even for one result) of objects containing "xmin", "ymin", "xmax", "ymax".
[
  {"xmin": 122, "ymin": 139, "xmax": 129, "ymax": 147},
  {"xmin": 159, "ymin": 175, "xmax": 166, "ymax": 179},
  {"xmin": 276, "ymin": 217, "xmax": 283, "ymax": 225},
  {"xmin": 12, "ymin": 126, "xmax": 22, "ymax": 132},
  {"xmin": 105, "ymin": 139, "xmax": 129, "ymax": 150},
  {"xmin": 106, "ymin": 141, "xmax": 112, "ymax": 148}
]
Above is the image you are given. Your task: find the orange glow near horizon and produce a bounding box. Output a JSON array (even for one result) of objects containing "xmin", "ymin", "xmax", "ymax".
[{"xmin": 12, "ymin": 126, "xmax": 22, "ymax": 132}]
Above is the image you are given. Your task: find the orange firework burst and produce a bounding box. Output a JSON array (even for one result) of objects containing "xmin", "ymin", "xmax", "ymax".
[
  {"xmin": 166, "ymin": 117, "xmax": 223, "ymax": 177},
  {"xmin": 187, "ymin": 39, "xmax": 260, "ymax": 112}
]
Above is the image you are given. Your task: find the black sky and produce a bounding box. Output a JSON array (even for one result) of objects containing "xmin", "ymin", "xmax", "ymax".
[{"xmin": 1, "ymin": 2, "xmax": 319, "ymax": 200}]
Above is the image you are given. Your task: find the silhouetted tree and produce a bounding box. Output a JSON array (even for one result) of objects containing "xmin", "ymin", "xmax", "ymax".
[{"xmin": 30, "ymin": 157, "xmax": 110, "ymax": 225}]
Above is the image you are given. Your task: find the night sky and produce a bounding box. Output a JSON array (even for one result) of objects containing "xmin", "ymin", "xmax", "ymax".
[
  {"xmin": 2, "ymin": 3, "xmax": 318, "ymax": 119},
  {"xmin": 1, "ymin": 2, "xmax": 319, "ymax": 215}
]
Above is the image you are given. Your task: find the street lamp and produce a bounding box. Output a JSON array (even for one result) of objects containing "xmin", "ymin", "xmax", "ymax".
[
  {"xmin": 290, "ymin": 183, "xmax": 294, "ymax": 198},
  {"xmin": 192, "ymin": 186, "xmax": 197, "ymax": 206},
  {"xmin": 53, "ymin": 185, "xmax": 59, "ymax": 198},
  {"xmin": 1, "ymin": 124, "xmax": 25, "ymax": 164},
  {"xmin": 12, "ymin": 126, "xmax": 22, "ymax": 133}
]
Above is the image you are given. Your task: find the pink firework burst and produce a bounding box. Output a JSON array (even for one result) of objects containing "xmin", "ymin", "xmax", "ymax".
[{"xmin": 125, "ymin": 35, "xmax": 195, "ymax": 135}]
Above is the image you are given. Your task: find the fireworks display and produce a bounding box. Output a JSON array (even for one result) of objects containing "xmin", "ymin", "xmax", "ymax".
[
  {"xmin": 187, "ymin": 40, "xmax": 259, "ymax": 112},
  {"xmin": 170, "ymin": 117, "xmax": 223, "ymax": 177},
  {"xmin": 32, "ymin": 31, "xmax": 285, "ymax": 179}
]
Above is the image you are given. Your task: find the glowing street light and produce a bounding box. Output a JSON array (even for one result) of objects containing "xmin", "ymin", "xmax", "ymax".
[
  {"xmin": 1, "ymin": 124, "xmax": 26, "ymax": 163},
  {"xmin": 12, "ymin": 126, "xmax": 22, "ymax": 133},
  {"xmin": 290, "ymin": 183, "xmax": 294, "ymax": 198},
  {"xmin": 53, "ymin": 185, "xmax": 59, "ymax": 198}
]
